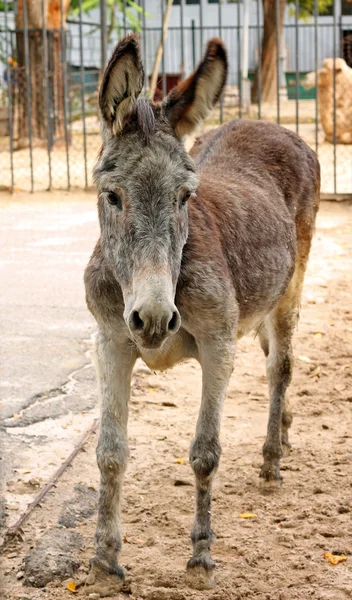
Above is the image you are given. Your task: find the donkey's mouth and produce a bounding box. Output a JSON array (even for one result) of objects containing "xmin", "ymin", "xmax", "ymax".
[{"xmin": 134, "ymin": 335, "xmax": 167, "ymax": 351}]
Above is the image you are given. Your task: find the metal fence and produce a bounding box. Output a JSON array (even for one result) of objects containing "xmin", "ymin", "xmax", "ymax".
[{"xmin": 0, "ymin": 1, "xmax": 351, "ymax": 198}]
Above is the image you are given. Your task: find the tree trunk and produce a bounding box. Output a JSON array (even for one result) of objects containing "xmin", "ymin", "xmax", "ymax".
[
  {"xmin": 15, "ymin": 0, "xmax": 70, "ymax": 147},
  {"xmin": 149, "ymin": 0, "xmax": 174, "ymax": 100},
  {"xmin": 251, "ymin": 0, "xmax": 286, "ymax": 104}
]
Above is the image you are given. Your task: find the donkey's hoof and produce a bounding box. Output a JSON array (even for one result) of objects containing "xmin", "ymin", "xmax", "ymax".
[
  {"xmin": 259, "ymin": 473, "xmax": 283, "ymax": 493},
  {"xmin": 85, "ymin": 558, "xmax": 125, "ymax": 597},
  {"xmin": 186, "ymin": 557, "xmax": 215, "ymax": 590}
]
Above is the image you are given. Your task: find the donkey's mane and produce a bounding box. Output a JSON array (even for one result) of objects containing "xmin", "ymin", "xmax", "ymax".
[{"xmin": 134, "ymin": 96, "xmax": 156, "ymax": 144}]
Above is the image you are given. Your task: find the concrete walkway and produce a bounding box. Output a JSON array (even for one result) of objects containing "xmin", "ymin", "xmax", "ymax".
[{"xmin": 0, "ymin": 192, "xmax": 100, "ymax": 529}]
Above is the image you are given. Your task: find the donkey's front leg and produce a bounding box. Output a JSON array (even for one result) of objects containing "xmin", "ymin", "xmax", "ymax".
[
  {"xmin": 187, "ymin": 339, "xmax": 235, "ymax": 586},
  {"xmin": 88, "ymin": 331, "xmax": 137, "ymax": 592}
]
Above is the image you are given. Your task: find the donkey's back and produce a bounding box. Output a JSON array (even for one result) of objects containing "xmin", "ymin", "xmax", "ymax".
[{"xmin": 180, "ymin": 119, "xmax": 320, "ymax": 337}]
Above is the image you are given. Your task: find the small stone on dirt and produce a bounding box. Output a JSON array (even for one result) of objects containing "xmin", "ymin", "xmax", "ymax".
[
  {"xmin": 23, "ymin": 529, "xmax": 82, "ymax": 587},
  {"xmin": 16, "ymin": 570, "xmax": 25, "ymax": 580},
  {"xmin": 58, "ymin": 484, "xmax": 97, "ymax": 528}
]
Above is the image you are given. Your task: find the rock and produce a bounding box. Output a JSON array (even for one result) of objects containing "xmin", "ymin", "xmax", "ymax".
[
  {"xmin": 23, "ymin": 529, "xmax": 82, "ymax": 587},
  {"xmin": 303, "ymin": 58, "xmax": 352, "ymax": 144},
  {"xmin": 7, "ymin": 551, "xmax": 18, "ymax": 558},
  {"xmin": 89, "ymin": 594, "xmax": 101, "ymax": 599},
  {"xmin": 58, "ymin": 484, "xmax": 97, "ymax": 529},
  {"xmin": 16, "ymin": 570, "xmax": 25, "ymax": 579}
]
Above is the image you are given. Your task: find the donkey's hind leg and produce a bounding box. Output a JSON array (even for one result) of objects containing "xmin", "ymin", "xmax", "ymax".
[
  {"xmin": 259, "ymin": 259, "xmax": 308, "ymax": 490},
  {"xmin": 258, "ymin": 323, "xmax": 293, "ymax": 457}
]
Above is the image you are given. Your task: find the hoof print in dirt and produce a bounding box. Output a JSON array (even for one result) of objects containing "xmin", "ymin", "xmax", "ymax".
[
  {"xmin": 23, "ymin": 529, "xmax": 82, "ymax": 587},
  {"xmin": 58, "ymin": 484, "xmax": 97, "ymax": 528},
  {"xmin": 84, "ymin": 561, "xmax": 125, "ymax": 597}
]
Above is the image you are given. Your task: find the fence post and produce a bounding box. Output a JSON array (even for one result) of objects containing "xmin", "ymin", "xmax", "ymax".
[
  {"xmin": 241, "ymin": 0, "xmax": 251, "ymax": 111},
  {"xmin": 191, "ymin": 19, "xmax": 196, "ymax": 70},
  {"xmin": 100, "ymin": 0, "xmax": 107, "ymax": 72}
]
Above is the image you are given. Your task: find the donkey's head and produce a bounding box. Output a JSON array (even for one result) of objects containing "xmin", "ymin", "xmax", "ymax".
[{"xmin": 94, "ymin": 34, "xmax": 227, "ymax": 349}]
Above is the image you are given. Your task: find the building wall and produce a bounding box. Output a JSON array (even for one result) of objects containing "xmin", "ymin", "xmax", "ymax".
[{"xmin": 66, "ymin": 0, "xmax": 352, "ymax": 85}]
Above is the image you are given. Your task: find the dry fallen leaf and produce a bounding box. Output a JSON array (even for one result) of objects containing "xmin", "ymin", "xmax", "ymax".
[
  {"xmin": 309, "ymin": 366, "xmax": 321, "ymax": 378},
  {"xmin": 298, "ymin": 355, "xmax": 312, "ymax": 364},
  {"xmin": 314, "ymin": 332, "xmax": 323, "ymax": 339},
  {"xmin": 323, "ymin": 552, "xmax": 347, "ymax": 565},
  {"xmin": 237, "ymin": 513, "xmax": 257, "ymax": 519},
  {"xmin": 334, "ymin": 384, "xmax": 346, "ymax": 392},
  {"xmin": 175, "ymin": 458, "xmax": 185, "ymax": 465},
  {"xmin": 67, "ymin": 581, "xmax": 77, "ymax": 593},
  {"xmin": 14, "ymin": 469, "xmax": 31, "ymax": 475}
]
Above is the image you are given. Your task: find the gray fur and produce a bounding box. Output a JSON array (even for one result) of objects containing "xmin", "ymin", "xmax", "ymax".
[{"xmin": 84, "ymin": 36, "xmax": 320, "ymax": 588}]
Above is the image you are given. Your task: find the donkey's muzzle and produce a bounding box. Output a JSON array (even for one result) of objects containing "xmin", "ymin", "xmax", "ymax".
[{"xmin": 128, "ymin": 303, "xmax": 181, "ymax": 349}]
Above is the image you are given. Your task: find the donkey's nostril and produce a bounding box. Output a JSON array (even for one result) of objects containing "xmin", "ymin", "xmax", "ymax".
[
  {"xmin": 168, "ymin": 311, "xmax": 178, "ymax": 332},
  {"xmin": 131, "ymin": 310, "xmax": 144, "ymax": 331}
]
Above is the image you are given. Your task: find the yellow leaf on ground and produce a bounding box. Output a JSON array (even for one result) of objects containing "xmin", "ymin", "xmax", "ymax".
[
  {"xmin": 175, "ymin": 458, "xmax": 185, "ymax": 464},
  {"xmin": 67, "ymin": 581, "xmax": 77, "ymax": 593},
  {"xmin": 334, "ymin": 384, "xmax": 346, "ymax": 392},
  {"xmin": 309, "ymin": 366, "xmax": 321, "ymax": 378},
  {"xmin": 314, "ymin": 332, "xmax": 323, "ymax": 338},
  {"xmin": 323, "ymin": 552, "xmax": 347, "ymax": 565},
  {"xmin": 238, "ymin": 513, "xmax": 257, "ymax": 519}
]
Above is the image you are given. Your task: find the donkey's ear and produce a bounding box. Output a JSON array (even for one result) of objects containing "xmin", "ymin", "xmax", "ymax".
[
  {"xmin": 162, "ymin": 38, "xmax": 227, "ymax": 138},
  {"xmin": 99, "ymin": 34, "xmax": 144, "ymax": 134}
]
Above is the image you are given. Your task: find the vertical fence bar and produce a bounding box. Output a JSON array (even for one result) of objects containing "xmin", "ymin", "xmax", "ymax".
[
  {"xmin": 141, "ymin": 0, "xmax": 148, "ymax": 89},
  {"xmin": 199, "ymin": 0, "xmax": 203, "ymax": 51},
  {"xmin": 161, "ymin": 0, "xmax": 166, "ymax": 98},
  {"xmin": 218, "ymin": 0, "xmax": 223, "ymax": 123},
  {"xmin": 180, "ymin": 0, "xmax": 185, "ymax": 79},
  {"xmin": 60, "ymin": 0, "xmax": 70, "ymax": 189},
  {"xmin": 22, "ymin": 0, "xmax": 34, "ymax": 192},
  {"xmin": 256, "ymin": 0, "xmax": 261, "ymax": 120},
  {"xmin": 191, "ymin": 20, "xmax": 196, "ymax": 70},
  {"xmin": 123, "ymin": 0, "xmax": 127, "ymax": 36},
  {"xmin": 4, "ymin": 0, "xmax": 14, "ymax": 191},
  {"xmin": 314, "ymin": 0, "xmax": 318, "ymax": 154},
  {"xmin": 41, "ymin": 0, "xmax": 52, "ymax": 190},
  {"xmin": 237, "ymin": 0, "xmax": 242, "ymax": 118},
  {"xmin": 275, "ymin": 0, "xmax": 280, "ymax": 125},
  {"xmin": 100, "ymin": 0, "xmax": 107, "ymax": 71},
  {"xmin": 78, "ymin": 0, "xmax": 88, "ymax": 188},
  {"xmin": 333, "ymin": 1, "xmax": 337, "ymax": 194},
  {"xmin": 294, "ymin": 0, "xmax": 299, "ymax": 134}
]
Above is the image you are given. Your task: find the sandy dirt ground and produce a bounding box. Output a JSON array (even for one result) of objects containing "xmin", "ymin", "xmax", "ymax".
[{"xmin": 1, "ymin": 200, "xmax": 352, "ymax": 600}]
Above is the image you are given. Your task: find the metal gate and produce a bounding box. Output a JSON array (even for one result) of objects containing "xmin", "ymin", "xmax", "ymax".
[{"xmin": 0, "ymin": 0, "xmax": 351, "ymax": 198}]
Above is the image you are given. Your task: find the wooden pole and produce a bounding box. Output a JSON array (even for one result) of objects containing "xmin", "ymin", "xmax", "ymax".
[{"xmin": 149, "ymin": 0, "xmax": 174, "ymax": 100}]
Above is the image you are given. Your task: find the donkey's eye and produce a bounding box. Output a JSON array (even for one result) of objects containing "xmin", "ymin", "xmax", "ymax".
[
  {"xmin": 106, "ymin": 191, "xmax": 122, "ymax": 209},
  {"xmin": 180, "ymin": 191, "xmax": 192, "ymax": 206}
]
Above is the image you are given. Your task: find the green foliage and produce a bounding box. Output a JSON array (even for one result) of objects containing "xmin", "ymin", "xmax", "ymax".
[
  {"xmin": 69, "ymin": 0, "xmax": 148, "ymax": 33},
  {"xmin": 287, "ymin": 0, "xmax": 334, "ymax": 20}
]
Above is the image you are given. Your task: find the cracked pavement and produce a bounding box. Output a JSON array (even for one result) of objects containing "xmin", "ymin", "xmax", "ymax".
[{"xmin": 0, "ymin": 191, "xmax": 99, "ymax": 530}]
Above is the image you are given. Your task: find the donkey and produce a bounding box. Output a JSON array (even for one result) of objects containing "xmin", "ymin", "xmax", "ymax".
[{"xmin": 84, "ymin": 34, "xmax": 320, "ymax": 591}]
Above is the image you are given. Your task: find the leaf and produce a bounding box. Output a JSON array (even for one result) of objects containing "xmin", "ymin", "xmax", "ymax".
[
  {"xmin": 308, "ymin": 366, "xmax": 321, "ymax": 378},
  {"xmin": 14, "ymin": 469, "xmax": 30, "ymax": 474},
  {"xmin": 175, "ymin": 458, "xmax": 185, "ymax": 464},
  {"xmin": 238, "ymin": 513, "xmax": 257, "ymax": 519},
  {"xmin": 334, "ymin": 384, "xmax": 346, "ymax": 392},
  {"xmin": 323, "ymin": 552, "xmax": 347, "ymax": 565},
  {"xmin": 298, "ymin": 355, "xmax": 312, "ymax": 363},
  {"xmin": 67, "ymin": 581, "xmax": 77, "ymax": 593},
  {"xmin": 314, "ymin": 332, "xmax": 323, "ymax": 338}
]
